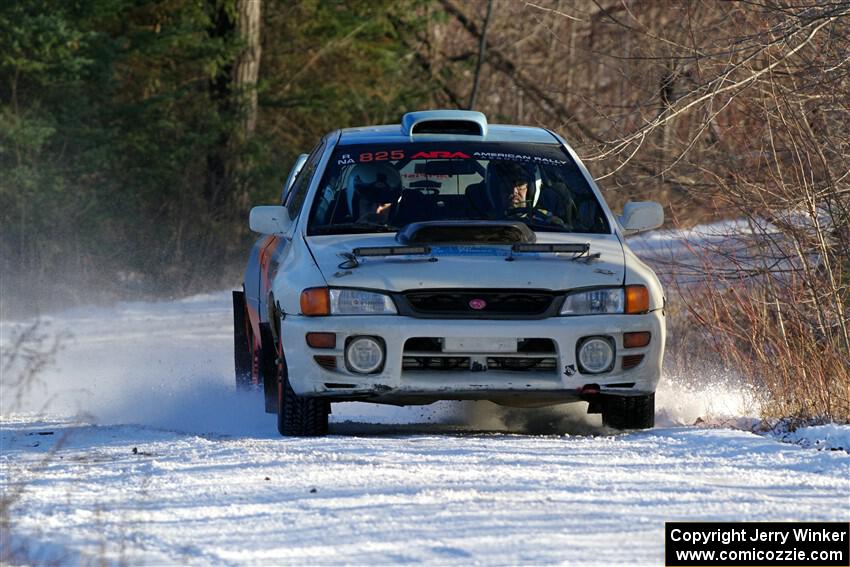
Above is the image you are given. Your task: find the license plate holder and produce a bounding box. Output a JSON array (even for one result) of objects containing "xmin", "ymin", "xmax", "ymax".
[{"xmin": 442, "ymin": 337, "xmax": 518, "ymax": 353}]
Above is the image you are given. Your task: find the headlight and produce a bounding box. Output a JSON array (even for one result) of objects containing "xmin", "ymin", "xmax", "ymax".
[
  {"xmin": 329, "ymin": 289, "xmax": 397, "ymax": 315},
  {"xmin": 561, "ymin": 288, "xmax": 624, "ymax": 315},
  {"xmin": 560, "ymin": 285, "xmax": 649, "ymax": 315}
]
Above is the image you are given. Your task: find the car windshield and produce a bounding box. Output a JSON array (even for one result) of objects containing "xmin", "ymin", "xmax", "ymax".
[{"xmin": 307, "ymin": 142, "xmax": 610, "ymax": 235}]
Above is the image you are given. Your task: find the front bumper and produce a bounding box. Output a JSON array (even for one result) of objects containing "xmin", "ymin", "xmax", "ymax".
[{"xmin": 281, "ymin": 310, "xmax": 665, "ymax": 405}]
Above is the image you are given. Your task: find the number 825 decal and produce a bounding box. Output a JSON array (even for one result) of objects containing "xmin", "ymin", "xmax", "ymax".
[{"xmin": 359, "ymin": 150, "xmax": 404, "ymax": 162}]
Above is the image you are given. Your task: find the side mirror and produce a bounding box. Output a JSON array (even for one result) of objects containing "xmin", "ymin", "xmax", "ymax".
[
  {"xmin": 249, "ymin": 206, "xmax": 292, "ymax": 235},
  {"xmin": 280, "ymin": 153, "xmax": 309, "ymax": 203},
  {"xmin": 619, "ymin": 201, "xmax": 664, "ymax": 235}
]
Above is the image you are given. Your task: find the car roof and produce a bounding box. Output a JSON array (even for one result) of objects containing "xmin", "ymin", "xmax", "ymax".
[{"xmin": 337, "ymin": 124, "xmax": 560, "ymax": 146}]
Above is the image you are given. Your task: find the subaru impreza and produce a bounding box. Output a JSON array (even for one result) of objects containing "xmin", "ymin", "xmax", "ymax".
[{"xmin": 233, "ymin": 110, "xmax": 665, "ymax": 436}]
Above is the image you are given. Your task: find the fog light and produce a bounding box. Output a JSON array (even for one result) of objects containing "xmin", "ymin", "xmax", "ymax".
[
  {"xmin": 577, "ymin": 337, "xmax": 615, "ymax": 374},
  {"xmin": 345, "ymin": 336, "xmax": 385, "ymax": 374}
]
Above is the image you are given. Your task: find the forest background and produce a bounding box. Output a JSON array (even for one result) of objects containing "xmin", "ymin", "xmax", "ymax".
[{"xmin": 1, "ymin": 0, "xmax": 847, "ymax": 420}]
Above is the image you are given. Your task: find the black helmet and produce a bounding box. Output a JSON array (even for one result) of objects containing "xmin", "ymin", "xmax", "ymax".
[
  {"xmin": 346, "ymin": 163, "xmax": 401, "ymax": 215},
  {"xmin": 487, "ymin": 161, "xmax": 530, "ymax": 187}
]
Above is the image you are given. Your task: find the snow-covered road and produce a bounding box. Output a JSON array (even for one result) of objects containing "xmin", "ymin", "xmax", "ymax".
[{"xmin": 1, "ymin": 292, "xmax": 848, "ymax": 565}]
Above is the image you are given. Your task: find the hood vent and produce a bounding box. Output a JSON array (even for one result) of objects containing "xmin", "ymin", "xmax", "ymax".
[
  {"xmin": 397, "ymin": 221, "xmax": 535, "ymax": 245},
  {"xmin": 401, "ymin": 110, "xmax": 488, "ymax": 137}
]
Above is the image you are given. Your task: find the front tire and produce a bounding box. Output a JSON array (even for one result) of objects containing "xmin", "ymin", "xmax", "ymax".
[
  {"xmin": 601, "ymin": 393, "xmax": 655, "ymax": 430},
  {"xmin": 276, "ymin": 346, "xmax": 330, "ymax": 437}
]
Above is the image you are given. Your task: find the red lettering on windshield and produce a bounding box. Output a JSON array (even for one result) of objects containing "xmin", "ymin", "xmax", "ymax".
[{"xmin": 410, "ymin": 151, "xmax": 471, "ymax": 159}]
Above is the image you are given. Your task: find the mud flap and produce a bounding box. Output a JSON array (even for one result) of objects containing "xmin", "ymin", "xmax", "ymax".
[
  {"xmin": 232, "ymin": 290, "xmax": 252, "ymax": 389},
  {"xmin": 259, "ymin": 322, "xmax": 278, "ymax": 413}
]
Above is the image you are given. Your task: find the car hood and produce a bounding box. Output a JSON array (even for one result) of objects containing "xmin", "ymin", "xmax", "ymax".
[{"xmin": 305, "ymin": 232, "xmax": 625, "ymax": 291}]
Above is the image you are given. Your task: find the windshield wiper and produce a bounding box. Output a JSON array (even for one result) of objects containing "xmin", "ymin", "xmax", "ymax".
[{"xmin": 311, "ymin": 222, "xmax": 398, "ymax": 235}]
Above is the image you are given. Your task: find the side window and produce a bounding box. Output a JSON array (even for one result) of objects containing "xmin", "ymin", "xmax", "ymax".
[{"xmin": 285, "ymin": 141, "xmax": 325, "ymax": 221}]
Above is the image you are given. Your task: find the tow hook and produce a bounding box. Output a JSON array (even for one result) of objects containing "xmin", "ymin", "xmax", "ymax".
[
  {"xmin": 580, "ymin": 383, "xmax": 603, "ymax": 414},
  {"xmin": 470, "ymin": 355, "xmax": 488, "ymax": 372}
]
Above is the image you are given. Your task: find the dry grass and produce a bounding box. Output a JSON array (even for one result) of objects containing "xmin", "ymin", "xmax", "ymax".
[
  {"xmin": 676, "ymin": 281, "xmax": 849, "ymax": 424},
  {"xmin": 0, "ymin": 322, "xmax": 63, "ymax": 565},
  {"xmin": 659, "ymin": 218, "xmax": 850, "ymax": 424}
]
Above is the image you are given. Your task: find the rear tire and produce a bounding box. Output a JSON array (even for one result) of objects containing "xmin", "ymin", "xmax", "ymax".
[
  {"xmin": 601, "ymin": 393, "xmax": 654, "ymax": 430},
  {"xmin": 232, "ymin": 290, "xmax": 252, "ymax": 390},
  {"xmin": 276, "ymin": 348, "xmax": 329, "ymax": 437}
]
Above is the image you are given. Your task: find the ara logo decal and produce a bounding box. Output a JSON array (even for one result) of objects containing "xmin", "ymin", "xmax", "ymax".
[
  {"xmin": 468, "ymin": 298, "xmax": 487, "ymax": 310},
  {"xmin": 410, "ymin": 151, "xmax": 471, "ymax": 160}
]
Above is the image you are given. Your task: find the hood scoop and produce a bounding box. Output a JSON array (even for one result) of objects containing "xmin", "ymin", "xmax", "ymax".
[{"xmin": 396, "ymin": 221, "xmax": 536, "ymax": 245}]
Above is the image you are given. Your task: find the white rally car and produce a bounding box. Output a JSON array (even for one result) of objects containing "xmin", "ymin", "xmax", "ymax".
[{"xmin": 233, "ymin": 110, "xmax": 665, "ymax": 436}]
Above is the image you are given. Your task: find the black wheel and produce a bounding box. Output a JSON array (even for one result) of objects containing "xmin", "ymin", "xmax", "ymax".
[
  {"xmin": 601, "ymin": 393, "xmax": 655, "ymax": 430},
  {"xmin": 276, "ymin": 344, "xmax": 329, "ymax": 437},
  {"xmin": 232, "ymin": 290, "xmax": 252, "ymax": 390}
]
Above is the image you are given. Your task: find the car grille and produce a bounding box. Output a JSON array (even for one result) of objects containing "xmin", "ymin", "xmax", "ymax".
[
  {"xmin": 402, "ymin": 337, "xmax": 558, "ymax": 374},
  {"xmin": 402, "ymin": 357, "xmax": 558, "ymax": 372},
  {"xmin": 400, "ymin": 290, "xmax": 558, "ymax": 318}
]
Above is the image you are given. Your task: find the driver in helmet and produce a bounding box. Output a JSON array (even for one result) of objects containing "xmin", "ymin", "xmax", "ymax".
[
  {"xmin": 486, "ymin": 160, "xmax": 566, "ymax": 225},
  {"xmin": 487, "ymin": 161, "xmax": 534, "ymax": 211},
  {"xmin": 507, "ymin": 174, "xmax": 530, "ymax": 209},
  {"xmin": 353, "ymin": 169, "xmax": 400, "ymax": 223}
]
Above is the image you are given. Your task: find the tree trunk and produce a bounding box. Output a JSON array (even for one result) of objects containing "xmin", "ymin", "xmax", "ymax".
[
  {"xmin": 468, "ymin": 0, "xmax": 493, "ymax": 110},
  {"xmin": 233, "ymin": 0, "xmax": 262, "ymax": 139},
  {"xmin": 232, "ymin": 0, "xmax": 262, "ymax": 209},
  {"xmin": 205, "ymin": 0, "xmax": 262, "ymax": 213}
]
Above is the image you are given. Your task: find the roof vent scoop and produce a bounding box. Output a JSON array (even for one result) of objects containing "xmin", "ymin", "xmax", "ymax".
[{"xmin": 401, "ymin": 110, "xmax": 488, "ymax": 137}]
